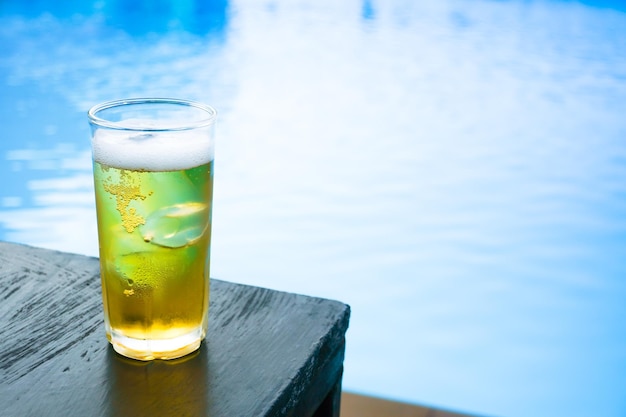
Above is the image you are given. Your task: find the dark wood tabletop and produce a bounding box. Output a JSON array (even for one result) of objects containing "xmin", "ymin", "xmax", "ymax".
[{"xmin": 0, "ymin": 241, "xmax": 350, "ymax": 417}]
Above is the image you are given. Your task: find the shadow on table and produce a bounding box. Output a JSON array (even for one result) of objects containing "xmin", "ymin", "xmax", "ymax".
[{"xmin": 105, "ymin": 343, "xmax": 211, "ymax": 416}]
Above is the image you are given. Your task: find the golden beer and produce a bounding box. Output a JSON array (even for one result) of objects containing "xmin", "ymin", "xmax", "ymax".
[{"xmin": 88, "ymin": 98, "xmax": 216, "ymax": 361}]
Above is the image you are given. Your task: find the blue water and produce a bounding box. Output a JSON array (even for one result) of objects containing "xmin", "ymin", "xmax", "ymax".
[{"xmin": 2, "ymin": 1, "xmax": 626, "ymax": 416}]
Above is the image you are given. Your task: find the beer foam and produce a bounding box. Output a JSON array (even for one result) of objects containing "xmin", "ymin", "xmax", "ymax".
[{"xmin": 92, "ymin": 129, "xmax": 214, "ymax": 171}]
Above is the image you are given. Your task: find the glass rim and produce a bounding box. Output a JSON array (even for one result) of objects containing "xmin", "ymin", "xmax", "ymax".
[{"xmin": 87, "ymin": 98, "xmax": 217, "ymax": 131}]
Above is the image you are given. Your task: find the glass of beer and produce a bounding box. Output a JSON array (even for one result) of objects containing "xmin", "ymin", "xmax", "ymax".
[{"xmin": 87, "ymin": 98, "xmax": 217, "ymax": 361}]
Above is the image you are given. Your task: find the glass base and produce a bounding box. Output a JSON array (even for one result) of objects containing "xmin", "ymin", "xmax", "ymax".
[{"xmin": 107, "ymin": 327, "xmax": 205, "ymax": 361}]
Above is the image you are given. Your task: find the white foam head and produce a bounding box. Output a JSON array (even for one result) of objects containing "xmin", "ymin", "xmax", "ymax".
[{"xmin": 92, "ymin": 125, "xmax": 215, "ymax": 171}]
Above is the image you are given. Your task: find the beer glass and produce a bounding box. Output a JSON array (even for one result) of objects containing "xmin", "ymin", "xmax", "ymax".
[{"xmin": 87, "ymin": 98, "xmax": 217, "ymax": 361}]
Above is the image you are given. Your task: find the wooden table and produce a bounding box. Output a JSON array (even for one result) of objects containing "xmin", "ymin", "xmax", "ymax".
[{"xmin": 0, "ymin": 241, "xmax": 350, "ymax": 417}]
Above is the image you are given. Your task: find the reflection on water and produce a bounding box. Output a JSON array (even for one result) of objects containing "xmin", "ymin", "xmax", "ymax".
[
  {"xmin": 101, "ymin": 0, "xmax": 229, "ymax": 38},
  {"xmin": 0, "ymin": 143, "xmax": 97, "ymax": 254},
  {"xmin": 1, "ymin": 1, "xmax": 626, "ymax": 417}
]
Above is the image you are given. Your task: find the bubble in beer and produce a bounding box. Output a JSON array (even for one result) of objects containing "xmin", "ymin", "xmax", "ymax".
[{"xmin": 130, "ymin": 133, "xmax": 154, "ymax": 142}]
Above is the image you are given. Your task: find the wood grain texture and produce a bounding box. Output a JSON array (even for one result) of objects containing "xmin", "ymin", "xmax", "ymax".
[{"xmin": 0, "ymin": 241, "xmax": 350, "ymax": 417}]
